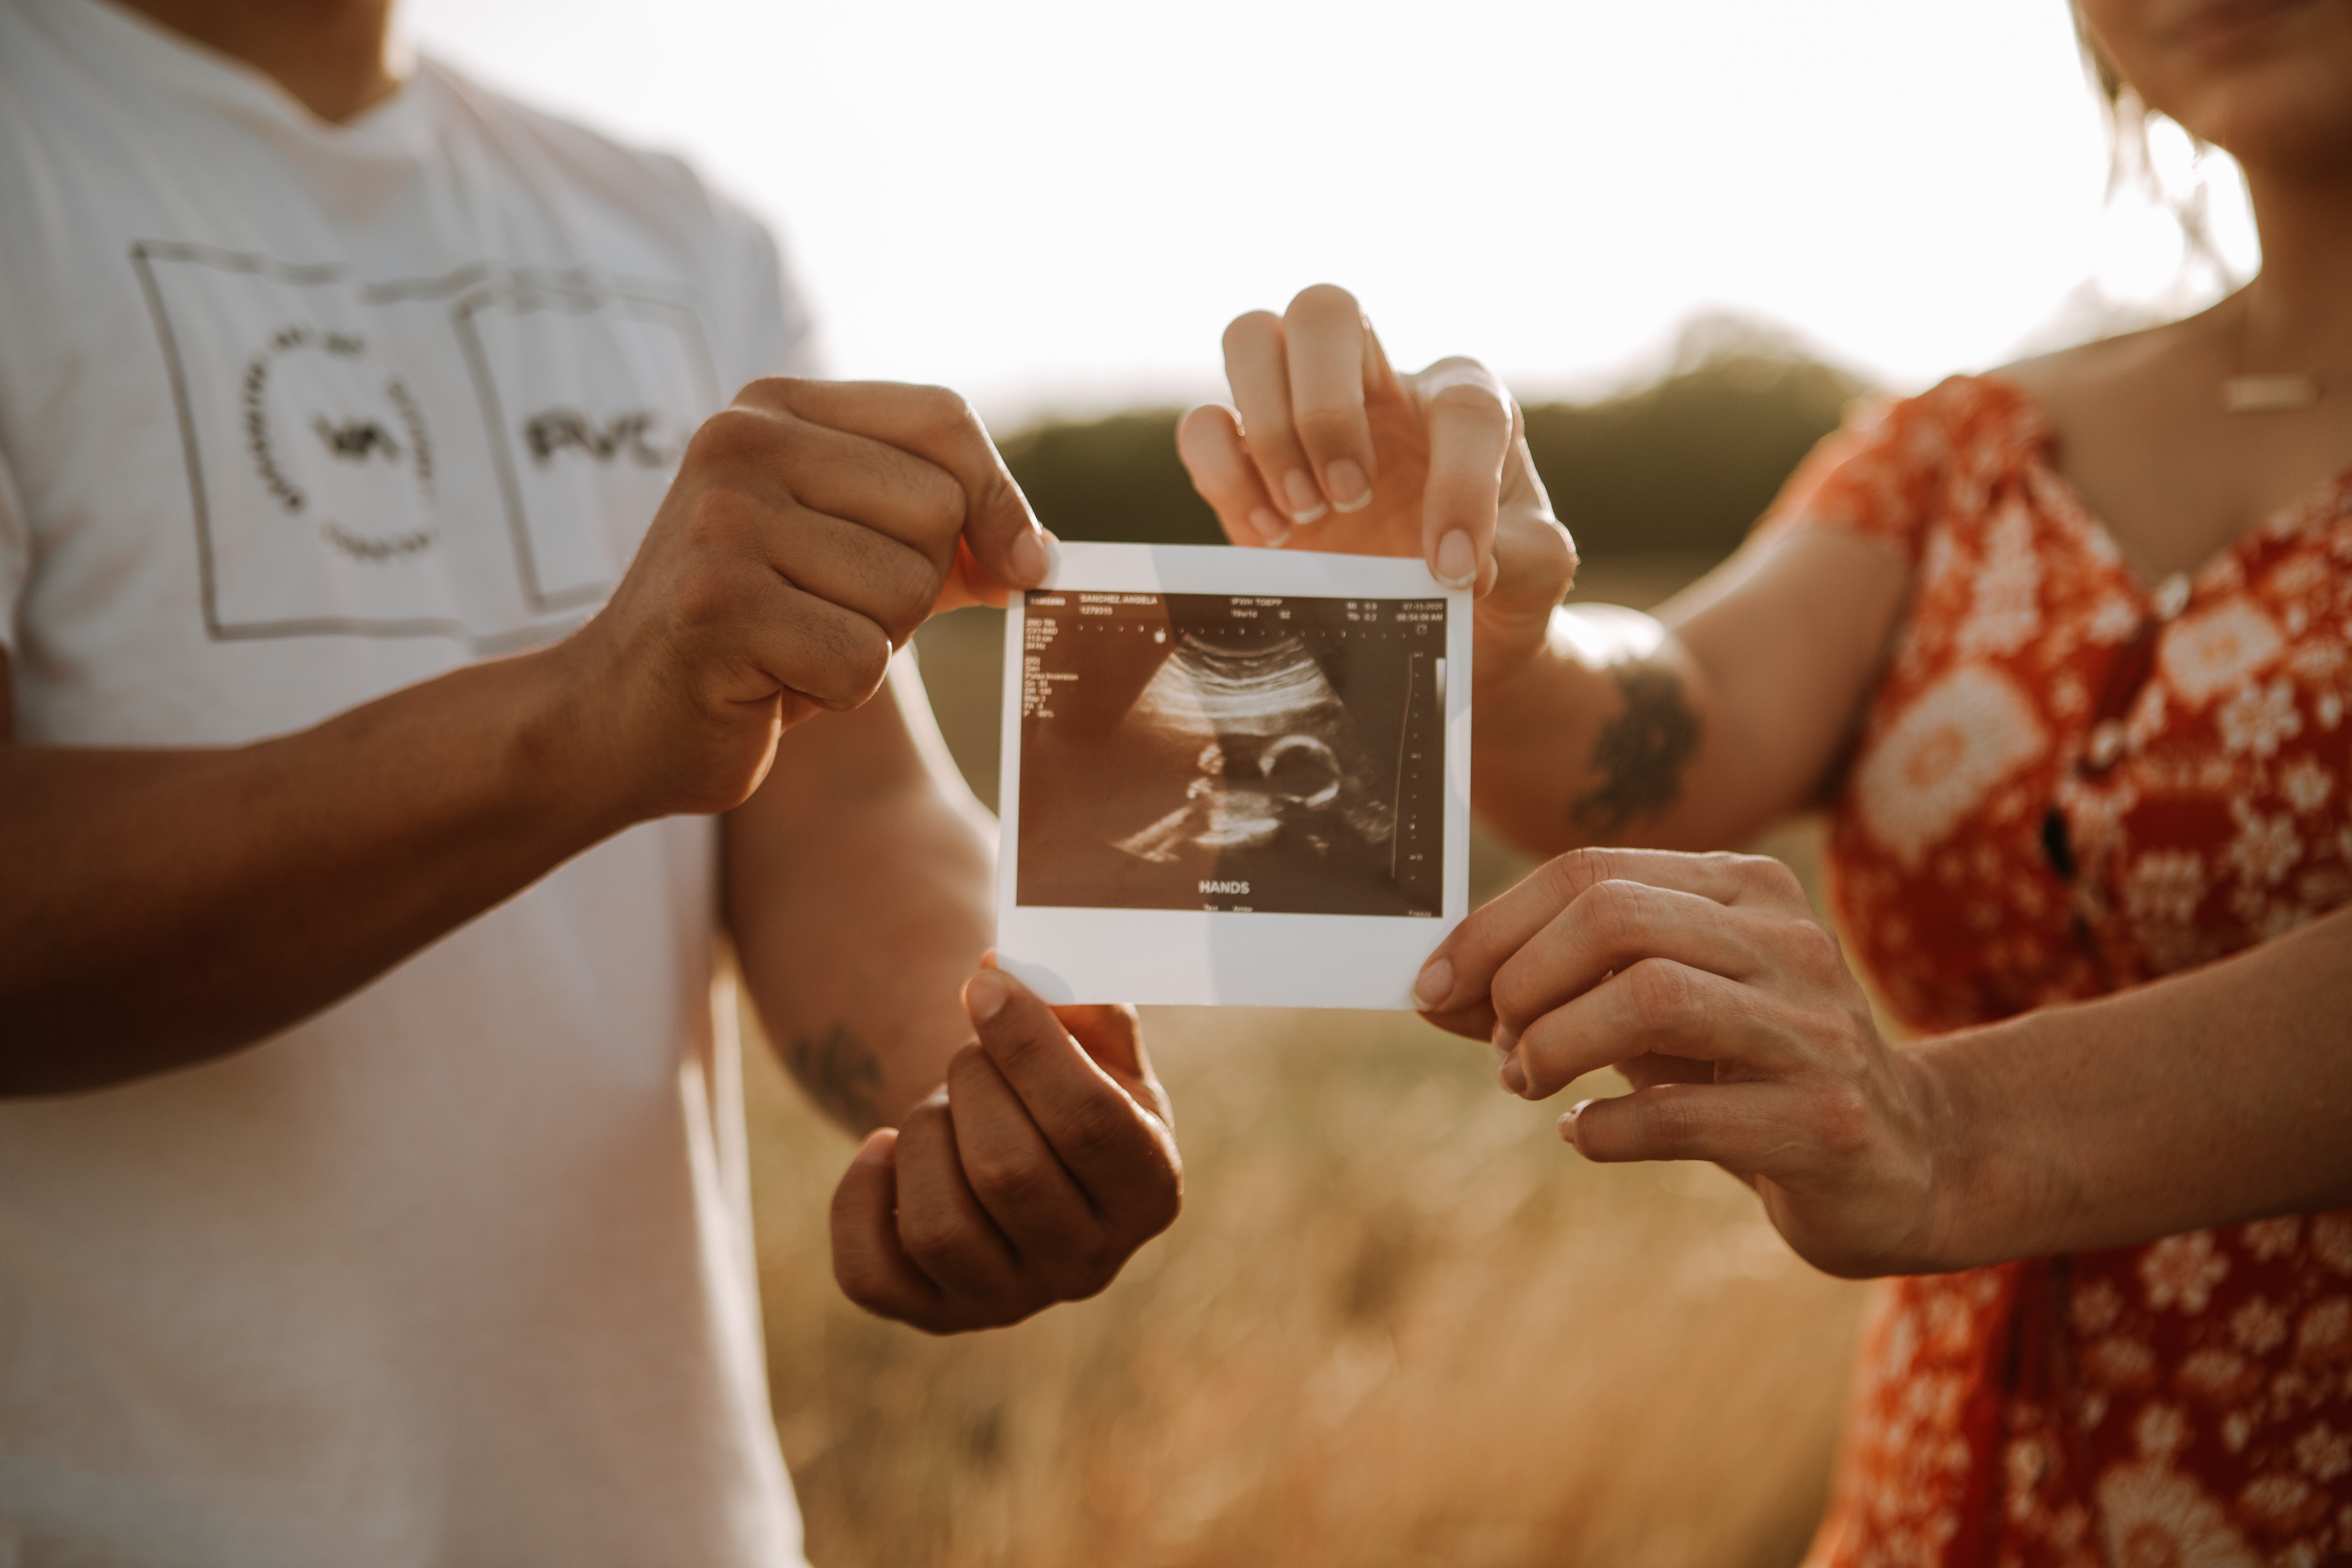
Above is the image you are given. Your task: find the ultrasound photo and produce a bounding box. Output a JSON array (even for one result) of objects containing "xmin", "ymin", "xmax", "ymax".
[{"xmin": 1016, "ymin": 592, "xmax": 1446, "ymax": 918}]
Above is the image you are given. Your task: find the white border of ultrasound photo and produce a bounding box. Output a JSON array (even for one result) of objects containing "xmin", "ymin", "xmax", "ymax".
[{"xmin": 994, "ymin": 542, "xmax": 1472, "ymax": 1010}]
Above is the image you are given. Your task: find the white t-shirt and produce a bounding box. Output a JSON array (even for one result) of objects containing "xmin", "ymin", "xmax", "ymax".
[{"xmin": 0, "ymin": 0, "xmax": 817, "ymax": 1560}]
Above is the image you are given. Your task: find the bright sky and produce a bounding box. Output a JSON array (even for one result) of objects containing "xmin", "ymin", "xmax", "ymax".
[{"xmin": 403, "ymin": 0, "xmax": 2260, "ymax": 425}]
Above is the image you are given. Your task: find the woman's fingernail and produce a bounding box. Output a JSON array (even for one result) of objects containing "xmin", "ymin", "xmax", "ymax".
[
  {"xmin": 1559, "ymin": 1100, "xmax": 1592, "ymax": 1148},
  {"xmin": 1010, "ymin": 527, "xmax": 1049, "ymax": 584},
  {"xmin": 1250, "ymin": 506, "xmax": 1292, "ymax": 547},
  {"xmin": 1326, "ymin": 459, "xmax": 1371, "ymax": 513},
  {"xmin": 1434, "ymin": 530, "xmax": 1476, "ymax": 587},
  {"xmin": 1412, "ymin": 956, "xmax": 1452, "ymax": 1009},
  {"xmin": 965, "ymin": 970, "xmax": 1011, "ymax": 1023},
  {"xmin": 853, "ymin": 1127, "xmax": 897, "ymax": 1164},
  {"xmin": 1283, "ymin": 470, "xmax": 1329, "ymax": 524},
  {"xmin": 1499, "ymin": 1053, "xmax": 1527, "ymax": 1095}
]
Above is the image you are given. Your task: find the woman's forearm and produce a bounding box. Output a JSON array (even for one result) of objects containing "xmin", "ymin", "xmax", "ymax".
[
  {"xmin": 1471, "ymin": 530, "xmax": 1912, "ymax": 859},
  {"xmin": 1471, "ymin": 609, "xmax": 1835, "ymax": 857},
  {"xmin": 1471, "ymin": 614, "xmax": 1732, "ymax": 854},
  {"xmin": 1918, "ymin": 906, "xmax": 2352, "ymax": 1269}
]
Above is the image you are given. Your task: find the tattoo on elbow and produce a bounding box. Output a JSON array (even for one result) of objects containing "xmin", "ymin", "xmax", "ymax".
[
  {"xmin": 1571, "ymin": 661, "xmax": 1701, "ymax": 836},
  {"xmin": 786, "ymin": 1023, "xmax": 885, "ymax": 1135}
]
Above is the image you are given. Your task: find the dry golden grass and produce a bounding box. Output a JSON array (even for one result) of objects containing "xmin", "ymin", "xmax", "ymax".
[
  {"xmin": 745, "ymin": 561, "xmax": 1872, "ymax": 1568},
  {"xmin": 744, "ymin": 953, "xmax": 1868, "ymax": 1568}
]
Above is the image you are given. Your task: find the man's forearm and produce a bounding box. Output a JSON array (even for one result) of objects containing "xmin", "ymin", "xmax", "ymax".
[
  {"xmin": 1916, "ymin": 906, "xmax": 2352, "ymax": 1271},
  {"xmin": 0, "ymin": 647, "xmax": 625, "ymax": 1091},
  {"xmin": 728, "ymin": 663, "xmax": 995, "ymax": 1133}
]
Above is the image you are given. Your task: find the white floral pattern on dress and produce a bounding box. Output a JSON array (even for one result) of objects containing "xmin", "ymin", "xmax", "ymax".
[
  {"xmin": 2161, "ymin": 602, "xmax": 2288, "ymax": 708},
  {"xmin": 2224, "ymin": 800, "xmax": 2303, "ymax": 889},
  {"xmin": 2311, "ymin": 1216, "xmax": 2352, "ymax": 1277},
  {"xmin": 2144, "ymin": 1232, "xmax": 2232, "ymax": 1315},
  {"xmin": 1958, "ymin": 500, "xmax": 2044, "ymax": 658},
  {"xmin": 2297, "ymin": 1299, "xmax": 2350, "ymax": 1363},
  {"xmin": 2280, "ymin": 756, "xmax": 2335, "ymax": 815},
  {"xmin": 1853, "ymin": 664, "xmax": 2048, "ymax": 872},
  {"xmin": 2122, "ymin": 850, "xmax": 2208, "ymax": 927},
  {"xmin": 2233, "ymin": 1298, "xmax": 2290, "ymax": 1356},
  {"xmin": 2239, "ymin": 1219, "xmax": 2303, "ymax": 1262},
  {"xmin": 2095, "ymin": 1461, "xmax": 2259, "ymax": 1568},
  {"xmin": 1773, "ymin": 377, "xmax": 2352, "ymax": 1568},
  {"xmin": 2216, "ymin": 679, "xmax": 2303, "ymax": 758},
  {"xmin": 2296, "ymin": 1424, "xmax": 2352, "ymax": 1484},
  {"xmin": 2138, "ymin": 1404, "xmax": 2193, "ymax": 1460}
]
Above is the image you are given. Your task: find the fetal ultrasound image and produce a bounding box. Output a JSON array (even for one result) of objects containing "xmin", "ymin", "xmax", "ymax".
[{"xmin": 1016, "ymin": 592, "xmax": 1446, "ymax": 917}]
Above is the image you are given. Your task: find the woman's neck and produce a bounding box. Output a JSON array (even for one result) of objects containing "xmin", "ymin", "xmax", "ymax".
[
  {"xmin": 2236, "ymin": 158, "xmax": 2352, "ymax": 370},
  {"xmin": 114, "ymin": 0, "xmax": 398, "ymax": 124}
]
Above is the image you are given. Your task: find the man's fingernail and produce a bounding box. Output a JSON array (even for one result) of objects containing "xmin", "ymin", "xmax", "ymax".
[
  {"xmin": 1499, "ymin": 1053, "xmax": 1527, "ymax": 1095},
  {"xmin": 1434, "ymin": 530, "xmax": 1476, "ymax": 588},
  {"xmin": 1413, "ymin": 956, "xmax": 1452, "ymax": 1009},
  {"xmin": 1326, "ymin": 459, "xmax": 1371, "ymax": 513},
  {"xmin": 965, "ymin": 970, "xmax": 1011, "ymax": 1023},
  {"xmin": 1560, "ymin": 1100, "xmax": 1592, "ymax": 1150},
  {"xmin": 854, "ymin": 1127, "xmax": 895, "ymax": 1165},
  {"xmin": 1283, "ymin": 470, "xmax": 1329, "ymax": 525},
  {"xmin": 1250, "ymin": 507, "xmax": 1292, "ymax": 547},
  {"xmin": 1010, "ymin": 527, "xmax": 1049, "ymax": 584}
]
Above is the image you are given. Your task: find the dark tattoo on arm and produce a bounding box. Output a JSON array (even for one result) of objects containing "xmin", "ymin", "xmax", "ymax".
[
  {"xmin": 784, "ymin": 1023, "xmax": 885, "ymax": 1136},
  {"xmin": 1571, "ymin": 661, "xmax": 1701, "ymax": 837}
]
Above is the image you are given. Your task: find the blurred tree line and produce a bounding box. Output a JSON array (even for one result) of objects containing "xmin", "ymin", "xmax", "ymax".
[{"xmin": 996, "ymin": 315, "xmax": 1868, "ymax": 560}]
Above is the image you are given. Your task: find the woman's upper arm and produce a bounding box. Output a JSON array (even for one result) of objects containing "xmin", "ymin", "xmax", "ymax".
[{"xmin": 1665, "ymin": 523, "xmax": 1914, "ymax": 818}]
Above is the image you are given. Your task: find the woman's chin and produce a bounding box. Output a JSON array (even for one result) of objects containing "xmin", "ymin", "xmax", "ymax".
[{"xmin": 2158, "ymin": 26, "xmax": 2352, "ymax": 160}]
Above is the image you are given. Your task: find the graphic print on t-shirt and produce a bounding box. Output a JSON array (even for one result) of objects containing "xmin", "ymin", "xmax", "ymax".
[
  {"xmin": 132, "ymin": 242, "xmax": 721, "ymax": 651},
  {"xmin": 452, "ymin": 273, "xmax": 718, "ymax": 618}
]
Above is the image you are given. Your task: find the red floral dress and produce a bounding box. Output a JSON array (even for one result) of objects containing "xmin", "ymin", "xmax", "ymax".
[{"xmin": 1762, "ymin": 376, "xmax": 2352, "ymax": 1568}]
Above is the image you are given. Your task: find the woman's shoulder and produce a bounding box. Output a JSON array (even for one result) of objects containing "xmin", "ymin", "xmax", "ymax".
[
  {"xmin": 1985, "ymin": 310, "xmax": 2215, "ymax": 438},
  {"xmin": 1771, "ymin": 315, "xmax": 2213, "ymax": 542},
  {"xmin": 1823, "ymin": 369, "xmax": 2047, "ymax": 474},
  {"xmin": 1855, "ymin": 318, "xmax": 2204, "ymax": 473}
]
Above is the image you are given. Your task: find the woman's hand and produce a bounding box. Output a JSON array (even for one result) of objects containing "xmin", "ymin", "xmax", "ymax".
[
  {"xmin": 1177, "ymin": 285, "xmax": 1577, "ymax": 688},
  {"xmin": 1411, "ymin": 847, "xmax": 1950, "ymax": 1278}
]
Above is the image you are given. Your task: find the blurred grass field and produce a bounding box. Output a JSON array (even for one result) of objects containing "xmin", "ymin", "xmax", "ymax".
[
  {"xmin": 746, "ymin": 993, "xmax": 1865, "ymax": 1568},
  {"xmin": 743, "ymin": 330, "xmax": 1875, "ymax": 1567}
]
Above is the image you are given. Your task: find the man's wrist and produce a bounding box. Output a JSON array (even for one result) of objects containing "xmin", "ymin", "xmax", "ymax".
[{"xmin": 502, "ymin": 637, "xmax": 652, "ymax": 840}]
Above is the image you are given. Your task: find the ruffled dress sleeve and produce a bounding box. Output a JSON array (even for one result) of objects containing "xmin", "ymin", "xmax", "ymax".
[{"xmin": 1751, "ymin": 377, "xmax": 1989, "ymax": 565}]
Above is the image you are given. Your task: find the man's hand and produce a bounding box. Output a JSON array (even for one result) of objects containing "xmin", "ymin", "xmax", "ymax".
[
  {"xmin": 830, "ymin": 965, "xmax": 1182, "ymax": 1333},
  {"xmin": 0, "ymin": 377, "xmax": 1051, "ymax": 1081},
  {"xmin": 553, "ymin": 378, "xmax": 1048, "ymax": 822},
  {"xmin": 1410, "ymin": 847, "xmax": 1943, "ymax": 1279},
  {"xmin": 1176, "ymin": 284, "xmax": 1576, "ymax": 686}
]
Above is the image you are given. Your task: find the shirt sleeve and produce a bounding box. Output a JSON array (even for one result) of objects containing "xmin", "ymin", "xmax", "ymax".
[
  {"xmin": 1752, "ymin": 380, "xmax": 1962, "ymax": 565},
  {"xmin": 709, "ymin": 195, "xmax": 825, "ymax": 386},
  {"xmin": 0, "ymin": 443, "xmax": 26, "ymax": 661}
]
